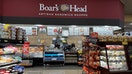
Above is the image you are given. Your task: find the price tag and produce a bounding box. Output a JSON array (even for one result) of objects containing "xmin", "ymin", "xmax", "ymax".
[
  {"xmin": 122, "ymin": 41, "xmax": 128, "ymax": 45},
  {"xmin": 4, "ymin": 40, "xmax": 8, "ymax": 42},
  {"xmin": 52, "ymin": 58, "xmax": 57, "ymax": 60}
]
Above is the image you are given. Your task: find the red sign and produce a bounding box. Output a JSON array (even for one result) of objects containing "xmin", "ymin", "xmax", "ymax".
[
  {"xmin": 1, "ymin": 0, "xmax": 123, "ymax": 20},
  {"xmin": 22, "ymin": 42, "xmax": 30, "ymax": 55}
]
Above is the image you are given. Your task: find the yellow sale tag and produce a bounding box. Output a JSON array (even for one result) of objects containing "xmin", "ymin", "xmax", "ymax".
[{"xmin": 122, "ymin": 41, "xmax": 128, "ymax": 45}]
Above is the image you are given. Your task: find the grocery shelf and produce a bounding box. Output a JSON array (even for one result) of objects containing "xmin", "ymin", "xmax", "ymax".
[
  {"xmin": 0, "ymin": 37, "xmax": 25, "ymax": 73},
  {"xmin": 0, "ymin": 61, "xmax": 20, "ymax": 68}
]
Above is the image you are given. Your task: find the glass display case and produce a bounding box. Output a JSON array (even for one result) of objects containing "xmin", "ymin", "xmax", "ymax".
[{"xmin": 106, "ymin": 45, "xmax": 128, "ymax": 71}]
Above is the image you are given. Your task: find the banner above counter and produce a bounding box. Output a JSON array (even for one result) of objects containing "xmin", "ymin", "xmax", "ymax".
[
  {"xmin": 2, "ymin": 0, "xmax": 123, "ymax": 19},
  {"xmin": 0, "ymin": 0, "xmax": 124, "ymax": 27}
]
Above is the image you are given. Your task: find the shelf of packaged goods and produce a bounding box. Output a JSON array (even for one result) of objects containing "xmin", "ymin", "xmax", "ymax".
[{"xmin": 0, "ymin": 61, "xmax": 20, "ymax": 68}]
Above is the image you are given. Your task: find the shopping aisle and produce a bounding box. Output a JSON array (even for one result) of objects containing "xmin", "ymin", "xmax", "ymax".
[{"xmin": 24, "ymin": 65, "xmax": 82, "ymax": 74}]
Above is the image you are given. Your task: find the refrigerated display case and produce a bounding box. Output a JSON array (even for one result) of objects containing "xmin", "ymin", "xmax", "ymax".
[
  {"xmin": 97, "ymin": 41, "xmax": 132, "ymax": 74},
  {"xmin": 15, "ymin": 44, "xmax": 44, "ymax": 66},
  {"xmin": 43, "ymin": 50, "xmax": 65, "ymax": 66},
  {"xmin": 106, "ymin": 45, "xmax": 128, "ymax": 71}
]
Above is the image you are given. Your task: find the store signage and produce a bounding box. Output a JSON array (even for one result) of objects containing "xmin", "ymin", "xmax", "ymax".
[
  {"xmin": 39, "ymin": 3, "xmax": 88, "ymax": 17},
  {"xmin": 39, "ymin": 4, "xmax": 87, "ymax": 12},
  {"xmin": 2, "ymin": 0, "xmax": 123, "ymax": 20}
]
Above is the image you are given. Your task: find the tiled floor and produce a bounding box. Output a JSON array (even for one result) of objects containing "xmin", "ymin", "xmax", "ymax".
[{"xmin": 24, "ymin": 65, "xmax": 82, "ymax": 74}]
